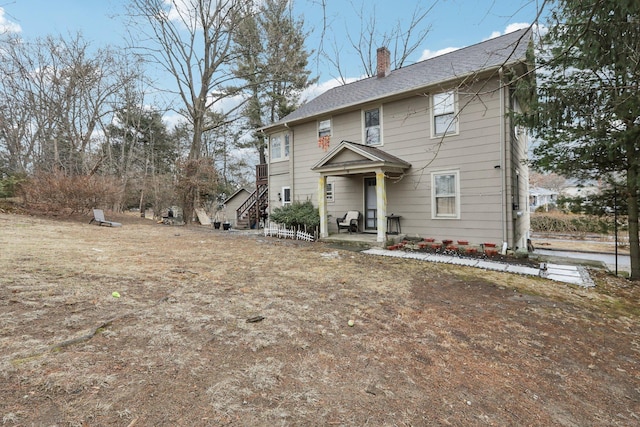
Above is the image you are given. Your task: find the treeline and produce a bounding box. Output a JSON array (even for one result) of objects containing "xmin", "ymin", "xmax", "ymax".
[{"xmin": 0, "ymin": 0, "xmax": 314, "ymax": 220}]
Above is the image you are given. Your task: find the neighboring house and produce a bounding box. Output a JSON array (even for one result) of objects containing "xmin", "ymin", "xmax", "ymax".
[
  {"xmin": 562, "ymin": 181, "xmax": 601, "ymax": 199},
  {"xmin": 529, "ymin": 187, "xmax": 559, "ymax": 211},
  {"xmin": 220, "ymin": 188, "xmax": 251, "ymax": 227},
  {"xmin": 260, "ymin": 29, "xmax": 533, "ymax": 251}
]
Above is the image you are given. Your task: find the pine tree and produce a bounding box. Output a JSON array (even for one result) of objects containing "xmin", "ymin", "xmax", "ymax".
[
  {"xmin": 233, "ymin": 0, "xmax": 316, "ymax": 164},
  {"xmin": 519, "ymin": 0, "xmax": 640, "ymax": 280}
]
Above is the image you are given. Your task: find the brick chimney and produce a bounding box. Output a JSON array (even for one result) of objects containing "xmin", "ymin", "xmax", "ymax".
[{"xmin": 376, "ymin": 47, "xmax": 391, "ymax": 78}]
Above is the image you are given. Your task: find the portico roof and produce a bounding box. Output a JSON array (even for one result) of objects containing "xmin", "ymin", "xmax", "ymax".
[{"xmin": 311, "ymin": 140, "xmax": 411, "ymax": 176}]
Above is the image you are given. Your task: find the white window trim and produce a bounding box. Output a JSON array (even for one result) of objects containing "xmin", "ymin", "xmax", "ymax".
[
  {"xmin": 362, "ymin": 106, "xmax": 383, "ymax": 146},
  {"xmin": 270, "ymin": 133, "xmax": 289, "ymax": 162},
  {"xmin": 431, "ymin": 170, "xmax": 460, "ymax": 219},
  {"xmin": 318, "ymin": 119, "xmax": 331, "ymax": 137},
  {"xmin": 281, "ymin": 186, "xmax": 291, "ymax": 206},
  {"xmin": 325, "ymin": 182, "xmax": 334, "ymax": 202},
  {"xmin": 430, "ymin": 91, "xmax": 459, "ymax": 138},
  {"xmin": 284, "ymin": 133, "xmax": 290, "ymax": 158}
]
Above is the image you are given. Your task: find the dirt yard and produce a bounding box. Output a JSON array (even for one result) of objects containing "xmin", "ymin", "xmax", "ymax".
[{"xmin": 1, "ymin": 211, "xmax": 639, "ymax": 426}]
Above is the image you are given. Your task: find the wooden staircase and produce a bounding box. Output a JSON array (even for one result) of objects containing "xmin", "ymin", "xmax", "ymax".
[{"xmin": 235, "ymin": 164, "xmax": 268, "ymax": 229}]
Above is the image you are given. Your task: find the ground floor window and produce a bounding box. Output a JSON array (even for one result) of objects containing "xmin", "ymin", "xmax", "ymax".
[
  {"xmin": 432, "ymin": 170, "xmax": 459, "ymax": 218},
  {"xmin": 325, "ymin": 182, "xmax": 334, "ymax": 202},
  {"xmin": 281, "ymin": 186, "xmax": 291, "ymax": 205}
]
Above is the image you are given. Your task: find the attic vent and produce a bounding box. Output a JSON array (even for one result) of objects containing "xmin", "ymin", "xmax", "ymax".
[{"xmin": 376, "ymin": 47, "xmax": 390, "ymax": 78}]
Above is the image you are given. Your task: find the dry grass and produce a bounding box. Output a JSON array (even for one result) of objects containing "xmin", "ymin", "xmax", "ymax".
[{"xmin": 0, "ymin": 211, "xmax": 639, "ymax": 426}]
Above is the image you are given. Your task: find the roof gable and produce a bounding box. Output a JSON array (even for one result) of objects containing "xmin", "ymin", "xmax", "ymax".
[
  {"xmin": 312, "ymin": 141, "xmax": 411, "ymax": 175},
  {"xmin": 265, "ymin": 28, "xmax": 531, "ymax": 130},
  {"xmin": 223, "ymin": 188, "xmax": 251, "ymax": 204}
]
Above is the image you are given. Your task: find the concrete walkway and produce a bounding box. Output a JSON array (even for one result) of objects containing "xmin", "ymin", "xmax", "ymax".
[
  {"xmin": 362, "ymin": 248, "xmax": 595, "ymax": 288},
  {"xmin": 535, "ymin": 248, "xmax": 630, "ymax": 274}
]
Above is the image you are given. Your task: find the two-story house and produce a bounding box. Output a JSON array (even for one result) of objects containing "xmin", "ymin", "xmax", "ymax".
[{"xmin": 260, "ymin": 28, "xmax": 533, "ymax": 251}]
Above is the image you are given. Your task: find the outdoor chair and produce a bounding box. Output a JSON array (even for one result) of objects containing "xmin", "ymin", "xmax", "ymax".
[
  {"xmin": 89, "ymin": 209, "xmax": 122, "ymax": 227},
  {"xmin": 337, "ymin": 210, "xmax": 361, "ymax": 234}
]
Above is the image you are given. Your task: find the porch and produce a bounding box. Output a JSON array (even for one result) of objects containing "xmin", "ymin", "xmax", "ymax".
[
  {"xmin": 320, "ymin": 231, "xmax": 402, "ymax": 249},
  {"xmin": 312, "ymin": 141, "xmax": 412, "ymax": 244}
]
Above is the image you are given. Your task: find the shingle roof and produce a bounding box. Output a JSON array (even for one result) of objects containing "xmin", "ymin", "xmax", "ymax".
[
  {"xmin": 267, "ymin": 28, "xmax": 531, "ymax": 128},
  {"xmin": 529, "ymin": 187, "xmax": 559, "ymax": 196}
]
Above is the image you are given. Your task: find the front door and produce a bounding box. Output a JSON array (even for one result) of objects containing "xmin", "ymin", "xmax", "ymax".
[{"xmin": 364, "ymin": 177, "xmax": 377, "ymax": 230}]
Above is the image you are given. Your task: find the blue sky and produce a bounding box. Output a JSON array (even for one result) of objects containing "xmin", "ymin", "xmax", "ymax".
[
  {"xmin": 0, "ymin": 0, "xmax": 544, "ymax": 165},
  {"xmin": 1, "ymin": 0, "xmax": 542, "ymax": 81}
]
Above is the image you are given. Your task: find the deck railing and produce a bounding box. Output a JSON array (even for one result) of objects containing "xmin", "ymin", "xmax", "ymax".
[{"xmin": 256, "ymin": 164, "xmax": 268, "ymax": 185}]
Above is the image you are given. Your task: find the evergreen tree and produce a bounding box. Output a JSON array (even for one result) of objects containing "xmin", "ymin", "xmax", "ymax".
[
  {"xmin": 519, "ymin": 0, "xmax": 640, "ymax": 280},
  {"xmin": 233, "ymin": 0, "xmax": 316, "ymax": 164},
  {"xmin": 105, "ymin": 104, "xmax": 177, "ymax": 210},
  {"xmin": 106, "ymin": 106, "xmax": 175, "ymax": 177}
]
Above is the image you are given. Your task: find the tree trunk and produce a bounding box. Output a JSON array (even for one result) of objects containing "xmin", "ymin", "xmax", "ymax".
[
  {"xmin": 138, "ymin": 189, "xmax": 145, "ymax": 218},
  {"xmin": 183, "ymin": 113, "xmax": 204, "ymax": 225}
]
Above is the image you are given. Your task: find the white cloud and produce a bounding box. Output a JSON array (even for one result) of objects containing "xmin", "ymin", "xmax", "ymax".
[
  {"xmin": 0, "ymin": 8, "xmax": 22, "ymax": 33},
  {"xmin": 418, "ymin": 46, "xmax": 460, "ymax": 62},
  {"xmin": 162, "ymin": 111, "xmax": 187, "ymax": 130},
  {"xmin": 415, "ymin": 23, "xmax": 533, "ymax": 64},
  {"xmin": 300, "ymin": 76, "xmax": 360, "ymax": 103},
  {"xmin": 485, "ymin": 22, "xmax": 531, "ymax": 40}
]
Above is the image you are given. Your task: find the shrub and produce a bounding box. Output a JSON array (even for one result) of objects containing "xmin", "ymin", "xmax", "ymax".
[
  {"xmin": 19, "ymin": 172, "xmax": 121, "ymax": 215},
  {"xmin": 531, "ymin": 212, "xmax": 620, "ymax": 235},
  {"xmin": 0, "ymin": 173, "xmax": 27, "ymax": 198},
  {"xmin": 269, "ymin": 200, "xmax": 319, "ymax": 230}
]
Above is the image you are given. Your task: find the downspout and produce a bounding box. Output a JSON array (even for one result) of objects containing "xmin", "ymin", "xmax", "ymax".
[
  {"xmin": 260, "ymin": 128, "xmax": 269, "ymax": 219},
  {"xmin": 498, "ymin": 67, "xmax": 507, "ymax": 248}
]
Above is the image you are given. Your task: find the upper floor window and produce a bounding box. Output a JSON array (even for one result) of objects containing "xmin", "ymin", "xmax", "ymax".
[
  {"xmin": 270, "ymin": 133, "xmax": 289, "ymax": 161},
  {"xmin": 318, "ymin": 119, "xmax": 331, "ymax": 151},
  {"xmin": 364, "ymin": 107, "xmax": 381, "ymax": 145},
  {"xmin": 431, "ymin": 170, "xmax": 460, "ymax": 219},
  {"xmin": 284, "ymin": 133, "xmax": 290, "ymax": 158},
  {"xmin": 318, "ymin": 119, "xmax": 331, "ymax": 137},
  {"xmin": 432, "ymin": 91, "xmax": 458, "ymax": 136}
]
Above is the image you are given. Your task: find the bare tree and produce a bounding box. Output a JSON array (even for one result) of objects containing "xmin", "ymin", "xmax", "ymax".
[
  {"xmin": 319, "ymin": 0, "xmax": 436, "ymax": 83},
  {"xmin": 127, "ymin": 0, "xmax": 245, "ymax": 223},
  {"xmin": 0, "ymin": 33, "xmax": 140, "ymax": 176},
  {"xmin": 529, "ymin": 172, "xmax": 568, "ymax": 193}
]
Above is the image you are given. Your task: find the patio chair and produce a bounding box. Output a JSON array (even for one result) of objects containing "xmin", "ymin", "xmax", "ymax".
[
  {"xmin": 337, "ymin": 210, "xmax": 361, "ymax": 234},
  {"xmin": 89, "ymin": 209, "xmax": 122, "ymax": 227}
]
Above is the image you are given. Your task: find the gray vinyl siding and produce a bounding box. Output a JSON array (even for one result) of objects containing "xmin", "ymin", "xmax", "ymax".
[
  {"xmin": 268, "ymin": 155, "xmax": 290, "ymax": 209},
  {"xmin": 507, "ymin": 87, "xmax": 531, "ymax": 250},
  {"xmin": 327, "ymin": 176, "xmax": 364, "ymax": 233},
  {"xmin": 290, "ymin": 122, "xmax": 321, "ymax": 203},
  {"xmin": 378, "ymin": 80, "xmax": 505, "ymax": 243},
  {"xmin": 268, "ymin": 75, "xmax": 520, "ymax": 245}
]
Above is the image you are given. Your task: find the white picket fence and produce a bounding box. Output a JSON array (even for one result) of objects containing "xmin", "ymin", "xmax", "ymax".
[{"xmin": 264, "ymin": 222, "xmax": 317, "ymax": 242}]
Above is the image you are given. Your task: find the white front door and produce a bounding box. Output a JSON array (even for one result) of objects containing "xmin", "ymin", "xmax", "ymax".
[{"xmin": 365, "ymin": 177, "xmax": 377, "ymax": 230}]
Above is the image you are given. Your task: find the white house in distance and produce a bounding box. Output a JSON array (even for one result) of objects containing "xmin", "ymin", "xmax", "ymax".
[
  {"xmin": 529, "ymin": 187, "xmax": 559, "ymax": 211},
  {"xmin": 260, "ymin": 29, "xmax": 534, "ymax": 251}
]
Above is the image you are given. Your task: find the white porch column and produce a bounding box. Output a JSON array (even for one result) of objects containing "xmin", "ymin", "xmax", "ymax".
[
  {"xmin": 375, "ymin": 170, "xmax": 387, "ymax": 242},
  {"xmin": 318, "ymin": 175, "xmax": 328, "ymax": 238}
]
